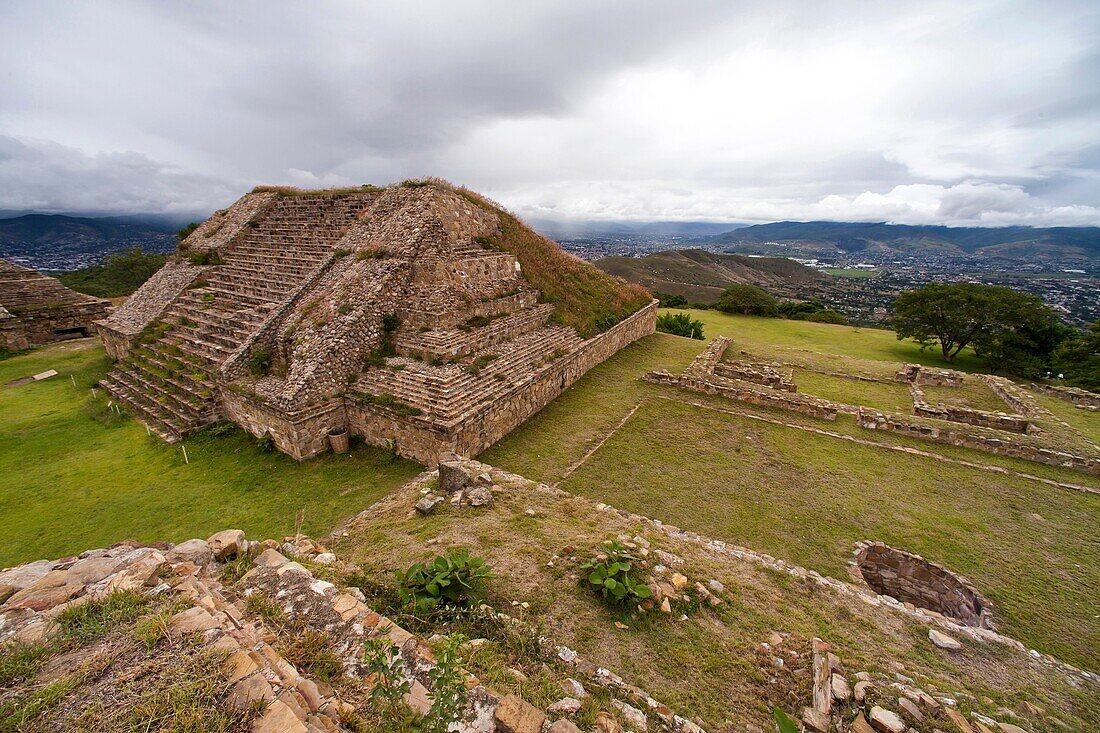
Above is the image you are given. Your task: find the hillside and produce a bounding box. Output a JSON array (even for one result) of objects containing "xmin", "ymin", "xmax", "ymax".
[
  {"xmin": 706, "ymin": 221, "xmax": 1100, "ymax": 261},
  {"xmin": 594, "ymin": 248, "xmax": 829, "ymax": 303},
  {"xmin": 0, "ymin": 214, "xmax": 177, "ymax": 271}
]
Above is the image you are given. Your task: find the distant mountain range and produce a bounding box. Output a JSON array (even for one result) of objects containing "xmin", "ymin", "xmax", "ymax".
[
  {"xmin": 703, "ymin": 221, "xmax": 1100, "ymax": 261},
  {"xmin": 594, "ymin": 249, "xmax": 829, "ymax": 303},
  {"xmin": 532, "ymin": 219, "xmax": 743, "ymax": 239},
  {"xmin": 0, "ymin": 214, "xmax": 181, "ymax": 270}
]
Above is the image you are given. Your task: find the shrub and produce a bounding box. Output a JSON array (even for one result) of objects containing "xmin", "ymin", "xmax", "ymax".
[
  {"xmin": 382, "ymin": 312, "xmax": 401, "ymax": 332},
  {"xmin": 57, "ymin": 248, "xmax": 169, "ymax": 299},
  {"xmin": 579, "ymin": 541, "xmax": 653, "ymax": 608},
  {"xmin": 186, "ymin": 249, "xmax": 225, "ymax": 266},
  {"xmin": 656, "ymin": 312, "xmax": 704, "ymax": 339},
  {"xmin": 655, "ymin": 292, "xmax": 688, "ymax": 308},
  {"xmin": 249, "ymin": 345, "xmax": 273, "ymax": 377},
  {"xmin": 715, "ymin": 284, "xmax": 779, "ymax": 317},
  {"xmin": 395, "ymin": 549, "xmax": 491, "ymax": 613},
  {"xmin": 177, "ymin": 222, "xmax": 200, "ymax": 242}
]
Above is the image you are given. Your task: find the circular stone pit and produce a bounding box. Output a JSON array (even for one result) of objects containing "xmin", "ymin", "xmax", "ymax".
[{"xmin": 853, "ymin": 541, "xmax": 993, "ymax": 629}]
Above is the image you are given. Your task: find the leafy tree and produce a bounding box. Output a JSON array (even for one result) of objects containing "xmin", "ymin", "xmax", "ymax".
[
  {"xmin": 892, "ymin": 283, "xmax": 1052, "ymax": 363},
  {"xmin": 655, "ymin": 292, "xmax": 688, "ymax": 308},
  {"xmin": 778, "ymin": 300, "xmax": 847, "ymax": 325},
  {"xmin": 656, "ymin": 311, "xmax": 704, "ymax": 339},
  {"xmin": 1054, "ymin": 320, "xmax": 1100, "ymax": 391},
  {"xmin": 973, "ymin": 315, "xmax": 1075, "ymax": 377},
  {"xmin": 57, "ymin": 248, "xmax": 168, "ymax": 298},
  {"xmin": 715, "ymin": 284, "xmax": 779, "ymax": 317}
]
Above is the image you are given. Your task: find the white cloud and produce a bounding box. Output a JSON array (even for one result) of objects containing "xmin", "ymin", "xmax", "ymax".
[{"xmin": 0, "ymin": 0, "xmax": 1097, "ymax": 226}]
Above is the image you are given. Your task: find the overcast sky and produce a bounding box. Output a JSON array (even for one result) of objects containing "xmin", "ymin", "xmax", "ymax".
[{"xmin": 2, "ymin": 1, "xmax": 1099, "ymax": 226}]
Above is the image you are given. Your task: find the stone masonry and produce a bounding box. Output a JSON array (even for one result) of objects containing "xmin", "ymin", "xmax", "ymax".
[
  {"xmin": 96, "ymin": 183, "xmax": 654, "ymax": 461},
  {"xmin": 0, "ymin": 259, "xmax": 108, "ymax": 351}
]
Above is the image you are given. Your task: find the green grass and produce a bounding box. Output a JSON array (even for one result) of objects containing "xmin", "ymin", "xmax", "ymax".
[
  {"xmin": 792, "ymin": 369, "xmax": 913, "ymax": 412},
  {"xmin": 483, "ymin": 311, "xmax": 1100, "ymax": 670},
  {"xmin": 0, "ymin": 340, "xmax": 421, "ymax": 567}
]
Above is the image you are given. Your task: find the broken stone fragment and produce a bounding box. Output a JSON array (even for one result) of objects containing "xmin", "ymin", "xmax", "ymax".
[
  {"xmin": 670, "ymin": 573, "xmax": 688, "ymax": 590},
  {"xmin": 466, "ymin": 485, "xmax": 493, "ymax": 507},
  {"xmin": 854, "ymin": 680, "xmax": 873, "ymax": 703},
  {"xmin": 166, "ymin": 538, "xmax": 213, "ymax": 566},
  {"xmin": 547, "ymin": 697, "xmax": 582, "ymax": 715},
  {"xmin": 254, "ymin": 548, "xmax": 289, "ymax": 569},
  {"xmin": 207, "ymin": 529, "xmax": 246, "ymax": 560},
  {"xmin": 851, "ymin": 713, "xmax": 875, "ymax": 733},
  {"xmin": 929, "ymin": 628, "xmax": 962, "ymax": 650},
  {"xmin": 547, "ymin": 720, "xmax": 582, "ymax": 733},
  {"xmin": 494, "ymin": 692, "xmax": 546, "ymax": 733},
  {"xmin": 594, "ymin": 712, "xmax": 624, "ymax": 733},
  {"xmin": 943, "ymin": 709, "xmax": 977, "ymax": 733},
  {"xmin": 560, "ymin": 678, "xmax": 588, "ymax": 698},
  {"xmin": 438, "ymin": 460, "xmax": 469, "ymax": 493},
  {"xmin": 611, "ymin": 699, "xmax": 647, "ymax": 731},
  {"xmin": 898, "ymin": 696, "xmax": 924, "ymax": 722},
  {"xmin": 869, "ymin": 706, "xmax": 907, "ymax": 733},
  {"xmin": 801, "ymin": 707, "xmax": 830, "ymax": 733},
  {"xmin": 831, "ymin": 674, "xmax": 851, "ymax": 701},
  {"xmin": 415, "ymin": 494, "xmax": 444, "ymax": 515},
  {"xmin": 169, "ymin": 606, "xmax": 219, "ymax": 634}
]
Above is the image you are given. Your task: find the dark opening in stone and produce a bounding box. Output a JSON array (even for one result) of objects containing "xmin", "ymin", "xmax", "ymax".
[{"xmin": 854, "ymin": 541, "xmax": 993, "ymax": 628}]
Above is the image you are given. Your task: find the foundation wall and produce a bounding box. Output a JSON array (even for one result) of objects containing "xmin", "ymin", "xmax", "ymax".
[
  {"xmin": 856, "ymin": 408, "xmax": 1100, "ymax": 475},
  {"xmin": 855, "ymin": 541, "xmax": 993, "ymax": 628},
  {"xmin": 0, "ymin": 301, "xmax": 108, "ymax": 351},
  {"xmin": 220, "ymin": 389, "xmax": 345, "ymax": 461}
]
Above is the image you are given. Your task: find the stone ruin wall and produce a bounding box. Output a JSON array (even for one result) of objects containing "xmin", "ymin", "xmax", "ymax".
[
  {"xmin": 670, "ymin": 336, "xmax": 841, "ymax": 420},
  {"xmin": 1, "ymin": 301, "xmax": 108, "ymax": 351},
  {"xmin": 222, "ymin": 299, "xmax": 658, "ymax": 464},
  {"xmin": 894, "ymin": 363, "xmax": 964, "ymax": 386},
  {"xmin": 854, "ymin": 541, "xmax": 993, "ymax": 629},
  {"xmin": 909, "ymin": 387, "xmax": 1032, "ymax": 433},
  {"xmin": 179, "ymin": 192, "xmax": 276, "ymax": 253},
  {"xmin": 712, "ymin": 361, "xmax": 796, "ymax": 391},
  {"xmin": 856, "ymin": 407, "xmax": 1100, "ymax": 475},
  {"xmin": 1032, "ymin": 382, "xmax": 1100, "ymax": 410},
  {"xmin": 97, "ymin": 193, "xmax": 275, "ymax": 356},
  {"xmin": 979, "ymin": 374, "xmax": 1041, "ymax": 417},
  {"xmin": 400, "ymin": 290, "xmax": 539, "ymax": 331},
  {"xmin": 220, "ymin": 389, "xmax": 346, "ymax": 461}
]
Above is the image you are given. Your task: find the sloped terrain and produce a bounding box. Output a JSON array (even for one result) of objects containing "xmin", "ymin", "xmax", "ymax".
[{"xmin": 595, "ymin": 249, "xmax": 827, "ymax": 304}]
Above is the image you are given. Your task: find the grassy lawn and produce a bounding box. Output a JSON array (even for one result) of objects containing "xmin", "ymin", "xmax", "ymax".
[
  {"xmin": 823, "ymin": 267, "xmax": 879, "ymax": 278},
  {"xmin": 485, "ymin": 311, "xmax": 1100, "ymax": 670},
  {"xmin": 0, "ymin": 340, "xmax": 421, "ymax": 567},
  {"xmin": 921, "ymin": 381, "xmax": 1011, "ymax": 413},
  {"xmin": 792, "ymin": 368, "xmax": 913, "ymax": 412}
]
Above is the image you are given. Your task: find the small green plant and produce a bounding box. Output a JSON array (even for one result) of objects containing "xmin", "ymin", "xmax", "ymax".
[
  {"xmin": 256, "ymin": 431, "xmax": 275, "ymax": 453},
  {"xmin": 773, "ymin": 708, "xmax": 799, "ymax": 733},
  {"xmin": 361, "ymin": 637, "xmax": 418, "ymax": 729},
  {"xmin": 245, "ymin": 592, "xmax": 286, "ymax": 628},
  {"xmin": 395, "ymin": 549, "xmax": 491, "ymax": 613},
  {"xmin": 463, "ymin": 354, "xmax": 498, "ymax": 376},
  {"xmin": 420, "ymin": 634, "xmax": 469, "ymax": 733},
  {"xmin": 249, "ymin": 345, "xmax": 273, "ymax": 377},
  {"xmin": 55, "ymin": 590, "xmax": 151, "ymax": 644},
  {"xmin": 278, "ymin": 629, "xmax": 343, "ymax": 683},
  {"xmin": 186, "ymin": 249, "xmax": 225, "ymax": 266},
  {"xmin": 656, "ymin": 311, "xmax": 705, "ymax": 340},
  {"xmin": 201, "ymin": 292, "xmax": 215, "ymax": 303},
  {"xmin": 382, "ymin": 313, "xmax": 401, "ymax": 332},
  {"xmin": 579, "ymin": 541, "xmax": 653, "ymax": 607},
  {"xmin": 0, "ymin": 641, "xmax": 49, "ymax": 687}
]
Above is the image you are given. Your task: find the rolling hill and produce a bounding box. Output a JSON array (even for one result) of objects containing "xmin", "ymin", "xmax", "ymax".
[
  {"xmin": 0, "ymin": 213, "xmax": 179, "ymax": 270},
  {"xmin": 705, "ymin": 221, "xmax": 1100, "ymax": 261},
  {"xmin": 594, "ymin": 248, "xmax": 829, "ymax": 303}
]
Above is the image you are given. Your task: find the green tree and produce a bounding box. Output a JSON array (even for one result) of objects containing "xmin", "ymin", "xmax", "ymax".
[
  {"xmin": 974, "ymin": 316, "xmax": 1075, "ymax": 377},
  {"xmin": 57, "ymin": 248, "xmax": 168, "ymax": 298},
  {"xmin": 715, "ymin": 284, "xmax": 778, "ymax": 317},
  {"xmin": 656, "ymin": 312, "xmax": 704, "ymax": 339},
  {"xmin": 1054, "ymin": 320, "xmax": 1100, "ymax": 391},
  {"xmin": 892, "ymin": 283, "xmax": 1052, "ymax": 363}
]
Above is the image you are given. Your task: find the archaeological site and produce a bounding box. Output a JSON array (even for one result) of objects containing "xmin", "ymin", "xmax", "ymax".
[
  {"xmin": 0, "ymin": 259, "xmax": 109, "ymax": 352},
  {"xmin": 95, "ymin": 181, "xmax": 654, "ymax": 463}
]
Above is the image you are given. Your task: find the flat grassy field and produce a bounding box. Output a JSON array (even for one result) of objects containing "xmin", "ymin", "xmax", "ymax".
[
  {"xmin": 485, "ymin": 310, "xmax": 1100, "ymax": 670},
  {"xmin": 822, "ymin": 267, "xmax": 879, "ymax": 278},
  {"xmin": 0, "ymin": 340, "xmax": 420, "ymax": 567}
]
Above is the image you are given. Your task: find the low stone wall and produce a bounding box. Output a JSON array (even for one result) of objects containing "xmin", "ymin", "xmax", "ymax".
[
  {"xmin": 854, "ymin": 541, "xmax": 993, "ymax": 629},
  {"xmin": 894, "ymin": 363, "xmax": 964, "ymax": 386},
  {"xmin": 346, "ymin": 401, "xmax": 451, "ymax": 465},
  {"xmin": 979, "ymin": 375, "xmax": 1040, "ymax": 416},
  {"xmin": 1032, "ymin": 382, "xmax": 1100, "ymax": 410},
  {"xmin": 912, "ymin": 401, "xmax": 1031, "ymax": 433},
  {"xmin": 220, "ymin": 388, "xmax": 345, "ymax": 460},
  {"xmin": 679, "ymin": 374, "xmax": 839, "ymax": 420},
  {"xmin": 97, "ymin": 324, "xmax": 134, "ymax": 361},
  {"xmin": 713, "ymin": 361, "xmax": 796, "ymax": 391},
  {"xmin": 856, "ymin": 408, "xmax": 1100, "ymax": 475}
]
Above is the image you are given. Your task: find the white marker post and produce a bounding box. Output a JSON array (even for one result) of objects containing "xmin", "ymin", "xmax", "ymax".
[
  {"xmin": 70, "ymin": 374, "xmax": 77, "ymax": 387},
  {"xmin": 182, "ymin": 445, "xmax": 189, "ymax": 465}
]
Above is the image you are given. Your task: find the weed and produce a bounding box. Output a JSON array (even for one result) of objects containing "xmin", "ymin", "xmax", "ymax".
[
  {"xmin": 395, "ymin": 549, "xmax": 492, "ymax": 613},
  {"xmin": 0, "ymin": 640, "xmax": 49, "ymax": 687},
  {"xmin": 56, "ymin": 590, "xmax": 151, "ymax": 644}
]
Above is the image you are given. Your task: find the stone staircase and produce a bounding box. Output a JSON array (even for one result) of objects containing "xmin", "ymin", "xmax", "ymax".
[{"xmin": 101, "ymin": 194, "xmax": 371, "ymax": 440}]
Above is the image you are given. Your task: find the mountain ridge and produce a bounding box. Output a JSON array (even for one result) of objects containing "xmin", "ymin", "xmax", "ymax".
[{"xmin": 703, "ymin": 220, "xmax": 1100, "ymax": 260}]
